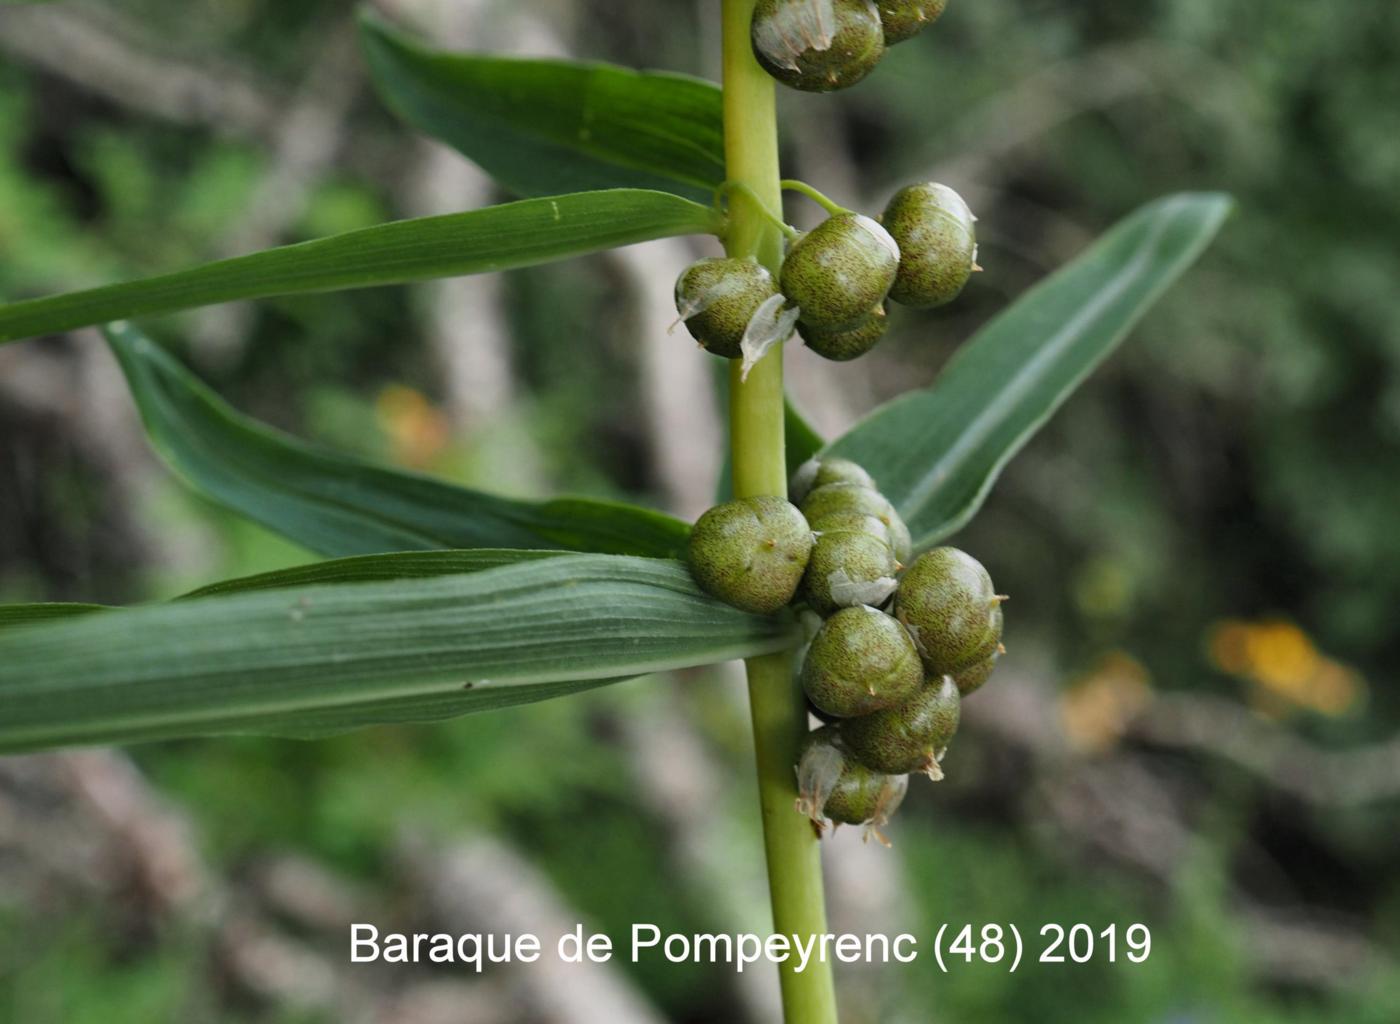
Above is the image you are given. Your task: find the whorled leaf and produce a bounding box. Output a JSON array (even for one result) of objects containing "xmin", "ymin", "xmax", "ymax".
[
  {"xmin": 181, "ymin": 549, "xmax": 577, "ymax": 598},
  {"xmin": 0, "ymin": 555, "xmax": 797, "ymax": 753},
  {"xmin": 360, "ymin": 14, "xmax": 725, "ymax": 202},
  {"xmin": 0, "ymin": 603, "xmax": 111, "ymax": 631},
  {"xmin": 106, "ymin": 322, "xmax": 691, "ymax": 558},
  {"xmin": 0, "ymin": 550, "xmax": 574, "ymax": 630},
  {"xmin": 0, "ymin": 190, "xmax": 722, "ymax": 345}
]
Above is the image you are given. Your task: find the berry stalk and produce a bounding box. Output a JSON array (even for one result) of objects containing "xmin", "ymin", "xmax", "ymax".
[{"xmin": 721, "ymin": 2, "xmax": 839, "ymax": 1021}]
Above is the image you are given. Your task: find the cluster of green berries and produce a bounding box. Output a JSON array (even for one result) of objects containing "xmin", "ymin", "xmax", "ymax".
[
  {"xmin": 674, "ymin": 183, "xmax": 976, "ymax": 364},
  {"xmin": 686, "ymin": 456, "xmax": 1005, "ymax": 843},
  {"xmin": 751, "ymin": 0, "xmax": 948, "ymax": 93}
]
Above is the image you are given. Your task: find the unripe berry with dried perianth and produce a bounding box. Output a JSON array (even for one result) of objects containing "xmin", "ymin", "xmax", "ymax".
[
  {"xmin": 805, "ymin": 511, "xmax": 894, "ymax": 553},
  {"xmin": 881, "ymin": 182, "xmax": 977, "ymax": 309},
  {"xmin": 952, "ymin": 648, "xmax": 1000, "ymax": 696},
  {"xmin": 752, "ymin": 0, "xmax": 886, "ymax": 93},
  {"xmin": 796, "ymin": 726, "xmax": 908, "ymax": 839},
  {"xmin": 799, "ymin": 304, "xmax": 889, "ymax": 361},
  {"xmin": 687, "ymin": 497, "xmax": 813, "ymax": 614},
  {"xmin": 674, "ymin": 256, "xmax": 779, "ymax": 359},
  {"xmin": 801, "ymin": 605, "xmax": 923, "ymax": 717},
  {"xmin": 780, "ymin": 214, "xmax": 901, "ymax": 330},
  {"xmin": 894, "ymin": 547, "xmax": 1005, "ymax": 675},
  {"xmin": 876, "ymin": 0, "xmax": 947, "ymax": 44},
  {"xmin": 842, "ymin": 673, "xmax": 961, "ymax": 776},
  {"xmin": 790, "ymin": 456, "xmax": 875, "ymax": 503},
  {"xmin": 801, "ymin": 523, "xmax": 899, "ymax": 615},
  {"xmin": 800, "ymin": 482, "xmax": 912, "ymax": 564}
]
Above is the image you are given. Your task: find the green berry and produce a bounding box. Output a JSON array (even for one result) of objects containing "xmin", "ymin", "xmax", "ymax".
[
  {"xmin": 796, "ymin": 726, "xmax": 908, "ymax": 830},
  {"xmin": 801, "ymin": 605, "xmax": 923, "ymax": 717},
  {"xmin": 780, "ymin": 214, "xmax": 901, "ymax": 330},
  {"xmin": 808, "ymin": 511, "xmax": 894, "ymax": 549},
  {"xmin": 810, "ymin": 457, "xmax": 876, "ymax": 491},
  {"xmin": 894, "ymin": 547, "xmax": 1004, "ymax": 674},
  {"xmin": 800, "ymin": 481, "xmax": 891, "ymax": 525},
  {"xmin": 952, "ymin": 649, "xmax": 999, "ymax": 696},
  {"xmin": 801, "ymin": 524, "xmax": 899, "ymax": 616},
  {"xmin": 752, "ymin": 0, "xmax": 886, "ymax": 93},
  {"xmin": 843, "ymin": 674, "xmax": 961, "ymax": 776},
  {"xmin": 799, "ymin": 304, "xmax": 889, "ymax": 361},
  {"xmin": 790, "ymin": 456, "xmax": 875, "ymax": 504},
  {"xmin": 800, "ymin": 483, "xmax": 912, "ymax": 564},
  {"xmin": 876, "ymin": 0, "xmax": 947, "ymax": 44},
  {"xmin": 687, "ymin": 497, "xmax": 813, "ymax": 614},
  {"xmin": 886, "ymin": 515, "xmax": 914, "ymax": 567},
  {"xmin": 881, "ymin": 183, "xmax": 977, "ymax": 308},
  {"xmin": 674, "ymin": 257, "xmax": 779, "ymax": 359}
]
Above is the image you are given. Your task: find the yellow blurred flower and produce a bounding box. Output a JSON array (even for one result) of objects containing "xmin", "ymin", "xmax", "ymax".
[
  {"xmin": 375, "ymin": 385, "xmax": 450, "ymax": 468},
  {"xmin": 1060, "ymin": 651, "xmax": 1154, "ymax": 754},
  {"xmin": 1207, "ymin": 618, "xmax": 1363, "ymax": 718}
]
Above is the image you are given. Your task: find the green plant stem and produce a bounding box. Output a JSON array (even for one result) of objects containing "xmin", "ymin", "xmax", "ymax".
[
  {"xmin": 780, "ymin": 178, "xmax": 852, "ymax": 216},
  {"xmin": 722, "ymin": 3, "xmax": 838, "ymax": 1022}
]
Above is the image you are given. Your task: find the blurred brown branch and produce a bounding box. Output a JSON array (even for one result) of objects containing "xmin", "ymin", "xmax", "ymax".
[
  {"xmin": 962, "ymin": 672, "xmax": 1395, "ymax": 989},
  {"xmin": 0, "ymin": 749, "xmax": 666, "ymax": 1023},
  {"xmin": 1130, "ymin": 692, "xmax": 1400, "ymax": 808}
]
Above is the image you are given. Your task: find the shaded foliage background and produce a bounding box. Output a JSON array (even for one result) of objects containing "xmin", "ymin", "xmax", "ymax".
[{"xmin": 1, "ymin": 1, "xmax": 1398, "ymax": 1022}]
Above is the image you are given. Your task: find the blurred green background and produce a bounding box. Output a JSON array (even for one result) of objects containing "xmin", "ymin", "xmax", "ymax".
[{"xmin": 1, "ymin": 1, "xmax": 1398, "ymax": 1022}]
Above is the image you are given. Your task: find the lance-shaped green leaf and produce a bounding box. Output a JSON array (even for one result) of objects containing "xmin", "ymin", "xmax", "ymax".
[
  {"xmin": 106, "ymin": 322, "xmax": 690, "ymax": 558},
  {"xmin": 0, "ymin": 551, "xmax": 573, "ymax": 630},
  {"xmin": 182, "ymin": 549, "xmax": 577, "ymax": 598},
  {"xmin": 827, "ymin": 192, "xmax": 1232, "ymax": 548},
  {"xmin": 360, "ymin": 14, "xmax": 725, "ymax": 202},
  {"xmin": 0, "ymin": 555, "xmax": 797, "ymax": 753},
  {"xmin": 0, "ymin": 190, "xmax": 721, "ymax": 345},
  {"xmin": 0, "ymin": 603, "xmax": 111, "ymax": 631}
]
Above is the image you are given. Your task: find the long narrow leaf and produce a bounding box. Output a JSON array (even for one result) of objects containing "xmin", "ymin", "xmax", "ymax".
[
  {"xmin": 0, "ymin": 555, "xmax": 796, "ymax": 752},
  {"xmin": 182, "ymin": 549, "xmax": 575, "ymax": 598},
  {"xmin": 360, "ymin": 15, "xmax": 725, "ymax": 202},
  {"xmin": 106, "ymin": 322, "xmax": 690, "ymax": 558},
  {"xmin": 0, "ymin": 603, "xmax": 110, "ymax": 631},
  {"xmin": 0, "ymin": 551, "xmax": 574, "ymax": 634},
  {"xmin": 828, "ymin": 192, "xmax": 1231, "ymax": 547},
  {"xmin": 0, "ymin": 190, "xmax": 721, "ymax": 345}
]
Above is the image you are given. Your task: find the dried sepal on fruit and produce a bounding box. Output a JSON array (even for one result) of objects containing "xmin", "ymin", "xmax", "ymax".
[
  {"xmin": 876, "ymin": 0, "xmax": 948, "ymax": 44},
  {"xmin": 795, "ymin": 726, "xmax": 908, "ymax": 843},
  {"xmin": 881, "ymin": 182, "xmax": 978, "ymax": 309},
  {"xmin": 780, "ymin": 213, "xmax": 900, "ymax": 329},
  {"xmin": 752, "ymin": 0, "xmax": 887, "ymax": 93},
  {"xmin": 799, "ymin": 304, "xmax": 889, "ymax": 361},
  {"xmin": 842, "ymin": 673, "xmax": 961, "ymax": 776},
  {"xmin": 674, "ymin": 256, "xmax": 780, "ymax": 359},
  {"xmin": 687, "ymin": 496, "xmax": 814, "ymax": 614},
  {"xmin": 739, "ymin": 292, "xmax": 802, "ymax": 380},
  {"xmin": 800, "ymin": 605, "xmax": 923, "ymax": 717},
  {"xmin": 894, "ymin": 547, "xmax": 1004, "ymax": 675}
]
